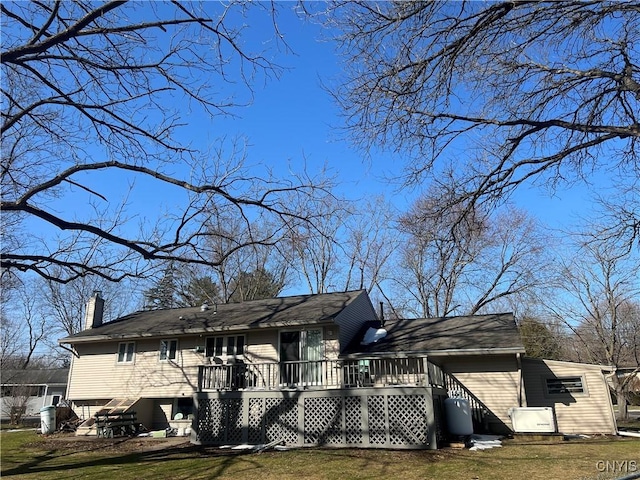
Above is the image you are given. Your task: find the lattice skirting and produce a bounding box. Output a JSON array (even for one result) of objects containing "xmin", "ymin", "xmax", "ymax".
[{"xmin": 194, "ymin": 387, "xmax": 445, "ymax": 449}]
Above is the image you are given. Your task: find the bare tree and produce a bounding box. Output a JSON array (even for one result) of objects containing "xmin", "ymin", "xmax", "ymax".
[
  {"xmin": 205, "ymin": 208, "xmax": 291, "ymax": 303},
  {"xmin": 327, "ymin": 1, "xmax": 640, "ymax": 248},
  {"xmin": 547, "ymin": 235, "xmax": 640, "ymax": 419},
  {"xmin": 1, "ymin": 1, "xmax": 330, "ymax": 283},
  {"xmin": 591, "ymin": 183, "xmax": 640, "ymax": 254},
  {"xmin": 342, "ymin": 195, "xmax": 398, "ymax": 296},
  {"xmin": 44, "ymin": 272, "xmax": 133, "ymax": 336},
  {"xmin": 394, "ymin": 185, "xmax": 550, "ymax": 318},
  {"xmin": 395, "ymin": 194, "xmax": 480, "ymax": 318},
  {"xmin": 1, "ymin": 383, "xmax": 33, "ymax": 425},
  {"xmin": 286, "ymin": 193, "xmax": 349, "ymax": 294},
  {"xmin": 0, "ymin": 279, "xmax": 47, "ymax": 370}
]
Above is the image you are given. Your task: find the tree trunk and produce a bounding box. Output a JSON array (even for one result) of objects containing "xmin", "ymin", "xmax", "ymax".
[{"xmin": 616, "ymin": 385, "xmax": 628, "ymax": 421}]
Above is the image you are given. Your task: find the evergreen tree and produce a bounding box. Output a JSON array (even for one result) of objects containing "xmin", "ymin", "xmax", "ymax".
[
  {"xmin": 144, "ymin": 264, "xmax": 179, "ymax": 309},
  {"xmin": 518, "ymin": 317, "xmax": 562, "ymax": 360},
  {"xmin": 178, "ymin": 276, "xmax": 220, "ymax": 308}
]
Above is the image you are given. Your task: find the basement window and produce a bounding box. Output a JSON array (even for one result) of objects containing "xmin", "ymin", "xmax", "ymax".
[
  {"xmin": 545, "ymin": 376, "xmax": 585, "ymax": 395},
  {"xmin": 117, "ymin": 342, "xmax": 135, "ymax": 363}
]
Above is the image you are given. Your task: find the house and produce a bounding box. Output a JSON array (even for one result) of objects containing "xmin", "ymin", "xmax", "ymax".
[
  {"xmin": 346, "ymin": 317, "xmax": 617, "ymax": 435},
  {"xmin": 1, "ymin": 368, "xmax": 69, "ymax": 422},
  {"xmin": 343, "ymin": 313, "xmax": 526, "ymax": 434},
  {"xmin": 61, "ymin": 290, "xmax": 449, "ymax": 448},
  {"xmin": 521, "ymin": 358, "xmax": 617, "ymax": 434},
  {"xmin": 59, "ymin": 290, "xmax": 617, "ymax": 447}
]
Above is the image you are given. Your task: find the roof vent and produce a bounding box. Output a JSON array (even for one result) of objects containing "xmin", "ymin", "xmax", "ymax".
[{"xmin": 200, "ymin": 303, "xmax": 209, "ymax": 312}]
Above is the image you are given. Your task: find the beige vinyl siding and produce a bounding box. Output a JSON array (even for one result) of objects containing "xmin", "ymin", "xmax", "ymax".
[
  {"xmin": 67, "ymin": 328, "xmax": 340, "ymax": 401},
  {"xmin": 68, "ymin": 323, "xmax": 351, "ymax": 403},
  {"xmin": 68, "ymin": 338, "xmax": 202, "ymax": 399},
  {"xmin": 244, "ymin": 330, "xmax": 278, "ymax": 363},
  {"xmin": 439, "ymin": 355, "xmax": 521, "ymax": 434},
  {"xmin": 522, "ymin": 358, "xmax": 616, "ymax": 434},
  {"xmin": 334, "ymin": 290, "xmax": 378, "ymax": 351}
]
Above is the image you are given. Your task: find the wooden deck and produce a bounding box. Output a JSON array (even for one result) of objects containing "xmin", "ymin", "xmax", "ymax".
[{"xmin": 198, "ymin": 357, "xmax": 445, "ymax": 391}]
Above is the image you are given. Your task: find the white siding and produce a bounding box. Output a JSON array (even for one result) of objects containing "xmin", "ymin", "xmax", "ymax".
[
  {"xmin": 325, "ymin": 338, "xmax": 340, "ymax": 360},
  {"xmin": 439, "ymin": 355, "xmax": 521, "ymax": 434},
  {"xmin": 522, "ymin": 359, "xmax": 616, "ymax": 434}
]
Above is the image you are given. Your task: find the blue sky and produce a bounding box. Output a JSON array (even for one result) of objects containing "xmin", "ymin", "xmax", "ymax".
[
  {"xmin": 35, "ymin": 1, "xmax": 606, "ymax": 245},
  {"xmin": 189, "ymin": 5, "xmax": 600, "ymax": 231},
  {"xmin": 17, "ymin": 1, "xmax": 614, "ymax": 296}
]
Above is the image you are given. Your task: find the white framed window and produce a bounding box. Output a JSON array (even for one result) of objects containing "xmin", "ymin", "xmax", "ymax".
[
  {"xmin": 205, "ymin": 335, "xmax": 245, "ymax": 359},
  {"xmin": 545, "ymin": 376, "xmax": 585, "ymax": 395},
  {"xmin": 159, "ymin": 339, "xmax": 178, "ymax": 361},
  {"xmin": 117, "ymin": 342, "xmax": 135, "ymax": 363}
]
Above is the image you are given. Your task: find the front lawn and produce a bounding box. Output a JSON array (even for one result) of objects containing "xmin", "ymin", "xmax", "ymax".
[{"xmin": 1, "ymin": 431, "xmax": 638, "ymax": 480}]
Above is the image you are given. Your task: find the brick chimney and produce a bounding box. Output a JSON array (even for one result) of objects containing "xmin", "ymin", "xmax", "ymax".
[{"xmin": 84, "ymin": 291, "xmax": 104, "ymax": 330}]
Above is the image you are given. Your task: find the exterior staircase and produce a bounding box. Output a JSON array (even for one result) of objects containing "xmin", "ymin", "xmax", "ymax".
[{"xmin": 75, "ymin": 398, "xmax": 139, "ymax": 436}]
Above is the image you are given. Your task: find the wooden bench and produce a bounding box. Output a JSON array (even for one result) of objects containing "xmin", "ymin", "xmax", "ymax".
[{"xmin": 94, "ymin": 411, "xmax": 138, "ymax": 438}]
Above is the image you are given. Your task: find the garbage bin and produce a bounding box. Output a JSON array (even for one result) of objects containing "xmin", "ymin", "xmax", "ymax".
[{"xmin": 40, "ymin": 405, "xmax": 56, "ymax": 434}]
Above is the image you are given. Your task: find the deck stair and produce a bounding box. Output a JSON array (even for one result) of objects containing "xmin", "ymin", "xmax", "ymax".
[{"xmin": 75, "ymin": 398, "xmax": 139, "ymax": 436}]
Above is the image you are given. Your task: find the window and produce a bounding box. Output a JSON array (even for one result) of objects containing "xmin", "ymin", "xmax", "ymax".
[
  {"xmin": 117, "ymin": 342, "xmax": 135, "ymax": 363},
  {"xmin": 546, "ymin": 376, "xmax": 585, "ymax": 395},
  {"xmin": 205, "ymin": 335, "xmax": 245, "ymax": 358},
  {"xmin": 159, "ymin": 339, "xmax": 178, "ymax": 361},
  {"xmin": 174, "ymin": 397, "xmax": 194, "ymax": 419}
]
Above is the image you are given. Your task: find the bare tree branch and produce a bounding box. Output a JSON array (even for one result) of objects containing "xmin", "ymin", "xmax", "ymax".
[
  {"xmin": 327, "ymin": 1, "xmax": 640, "ymax": 248},
  {"xmin": 1, "ymin": 1, "xmax": 331, "ymax": 283}
]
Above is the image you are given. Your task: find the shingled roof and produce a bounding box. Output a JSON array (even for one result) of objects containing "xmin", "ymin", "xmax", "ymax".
[
  {"xmin": 1, "ymin": 368, "xmax": 69, "ymax": 386},
  {"xmin": 59, "ymin": 290, "xmax": 368, "ymax": 344},
  {"xmin": 344, "ymin": 312, "xmax": 525, "ymax": 357}
]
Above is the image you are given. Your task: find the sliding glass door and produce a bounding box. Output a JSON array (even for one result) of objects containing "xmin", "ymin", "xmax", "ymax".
[{"xmin": 280, "ymin": 329, "xmax": 323, "ymax": 386}]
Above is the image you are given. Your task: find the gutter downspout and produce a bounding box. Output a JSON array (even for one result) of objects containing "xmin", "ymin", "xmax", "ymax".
[
  {"xmin": 42, "ymin": 384, "xmax": 49, "ymax": 408},
  {"xmin": 65, "ymin": 346, "xmax": 76, "ymax": 411},
  {"xmin": 604, "ymin": 368, "xmax": 626, "ymax": 437},
  {"xmin": 516, "ymin": 353, "xmax": 524, "ymax": 407}
]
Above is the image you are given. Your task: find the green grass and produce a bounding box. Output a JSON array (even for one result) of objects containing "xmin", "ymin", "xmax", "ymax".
[{"xmin": 1, "ymin": 431, "xmax": 639, "ymax": 480}]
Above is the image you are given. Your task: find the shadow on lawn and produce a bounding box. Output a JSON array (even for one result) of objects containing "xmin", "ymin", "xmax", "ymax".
[
  {"xmin": 2, "ymin": 436, "xmax": 459, "ymax": 479},
  {"xmin": 1, "ymin": 442, "xmax": 263, "ymax": 478}
]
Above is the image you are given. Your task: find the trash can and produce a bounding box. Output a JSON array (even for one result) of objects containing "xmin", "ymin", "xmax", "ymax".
[{"xmin": 40, "ymin": 405, "xmax": 56, "ymax": 434}]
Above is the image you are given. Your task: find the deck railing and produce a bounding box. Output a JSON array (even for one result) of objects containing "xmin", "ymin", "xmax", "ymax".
[
  {"xmin": 198, "ymin": 357, "xmax": 444, "ymax": 391},
  {"xmin": 443, "ymin": 372, "xmax": 486, "ymax": 429}
]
